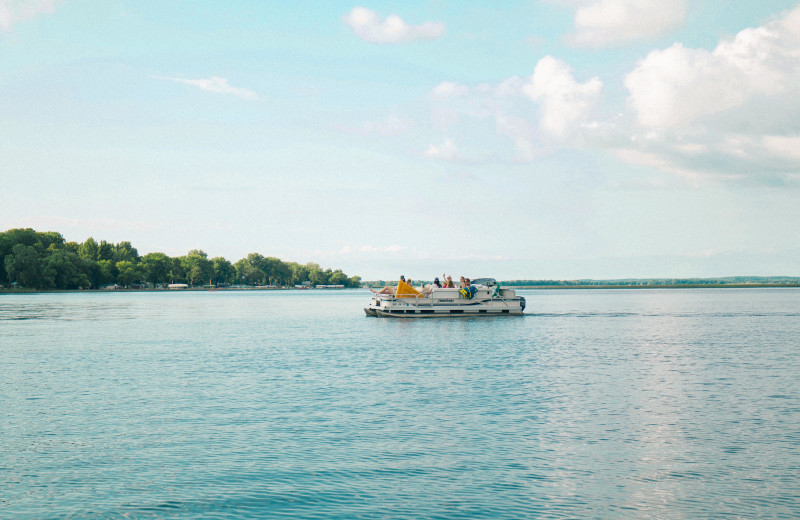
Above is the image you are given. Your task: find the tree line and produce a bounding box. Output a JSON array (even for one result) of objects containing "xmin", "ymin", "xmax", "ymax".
[{"xmin": 0, "ymin": 228, "xmax": 361, "ymax": 290}]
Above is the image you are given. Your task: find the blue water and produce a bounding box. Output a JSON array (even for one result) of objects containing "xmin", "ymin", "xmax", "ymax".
[{"xmin": 1, "ymin": 288, "xmax": 799, "ymax": 519}]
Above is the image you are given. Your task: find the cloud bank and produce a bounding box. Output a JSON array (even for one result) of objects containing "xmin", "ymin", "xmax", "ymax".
[
  {"xmin": 420, "ymin": 6, "xmax": 800, "ymax": 184},
  {"xmin": 428, "ymin": 55, "xmax": 602, "ymax": 162},
  {"xmin": 619, "ymin": 5, "xmax": 800, "ymax": 183},
  {"xmin": 343, "ymin": 7, "xmax": 445, "ymax": 44},
  {"xmin": 626, "ymin": 7, "xmax": 800, "ymax": 129},
  {"xmin": 523, "ymin": 56, "xmax": 603, "ymax": 138}
]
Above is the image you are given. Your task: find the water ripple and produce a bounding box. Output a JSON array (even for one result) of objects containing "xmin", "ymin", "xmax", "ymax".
[{"xmin": 2, "ymin": 289, "xmax": 799, "ymax": 519}]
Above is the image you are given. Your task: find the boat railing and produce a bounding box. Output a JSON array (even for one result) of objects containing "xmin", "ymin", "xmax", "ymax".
[{"xmin": 376, "ymin": 286, "xmax": 513, "ymax": 307}]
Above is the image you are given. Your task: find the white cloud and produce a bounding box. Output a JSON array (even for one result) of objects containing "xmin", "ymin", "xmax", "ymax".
[
  {"xmin": 566, "ymin": 0, "xmax": 687, "ymax": 47},
  {"xmin": 342, "ymin": 7, "xmax": 445, "ymax": 44},
  {"xmin": 522, "ymin": 55, "xmax": 603, "ymax": 138},
  {"xmin": 616, "ymin": 6, "xmax": 800, "ymax": 184},
  {"xmin": 625, "ymin": 7, "xmax": 800, "ymax": 129},
  {"xmin": 417, "ymin": 6, "xmax": 799, "ymax": 183},
  {"xmin": 763, "ymin": 135, "xmax": 800, "ymax": 161},
  {"xmin": 425, "ymin": 138, "xmax": 459, "ymax": 161},
  {"xmin": 494, "ymin": 76, "xmax": 525, "ymax": 97},
  {"xmin": 0, "ymin": 0, "xmax": 56, "ymax": 31},
  {"xmin": 425, "ymin": 56, "xmax": 602, "ymax": 163},
  {"xmin": 153, "ymin": 76, "xmax": 259, "ymax": 101},
  {"xmin": 432, "ymin": 81, "xmax": 470, "ymax": 97}
]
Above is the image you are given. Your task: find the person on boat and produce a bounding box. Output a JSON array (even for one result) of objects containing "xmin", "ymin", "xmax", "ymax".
[
  {"xmin": 444, "ymin": 275, "xmax": 455, "ymax": 288},
  {"xmin": 400, "ymin": 275, "xmax": 417, "ymax": 286},
  {"xmin": 459, "ymin": 278, "xmax": 478, "ymax": 299},
  {"xmin": 423, "ymin": 277, "xmax": 442, "ymax": 296},
  {"xmin": 370, "ymin": 275, "xmax": 405, "ymax": 294},
  {"xmin": 370, "ymin": 285, "xmax": 394, "ymax": 294}
]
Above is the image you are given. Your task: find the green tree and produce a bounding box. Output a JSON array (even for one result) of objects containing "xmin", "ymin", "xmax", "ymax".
[
  {"xmin": 46, "ymin": 249, "xmax": 91, "ymax": 289},
  {"xmin": 97, "ymin": 259, "xmax": 117, "ymax": 286},
  {"xmin": 309, "ymin": 266, "xmax": 331, "ymax": 286},
  {"xmin": 234, "ymin": 257, "xmax": 263, "ymax": 285},
  {"xmin": 116, "ymin": 260, "xmax": 145, "ymax": 287},
  {"xmin": 304, "ymin": 262, "xmax": 326, "ymax": 286},
  {"xmin": 38, "ymin": 231, "xmax": 65, "ymax": 250},
  {"xmin": 211, "ymin": 257, "xmax": 235, "ymax": 286},
  {"xmin": 78, "ymin": 237, "xmax": 99, "ymax": 261},
  {"xmin": 113, "ymin": 241, "xmax": 139, "ymax": 264},
  {"xmin": 263, "ymin": 257, "xmax": 291, "ymax": 286},
  {"xmin": 4, "ymin": 243, "xmax": 54, "ymax": 288},
  {"xmin": 180, "ymin": 250, "xmax": 213, "ymax": 287},
  {"xmin": 97, "ymin": 240, "xmax": 114, "ymax": 262},
  {"xmin": 240, "ymin": 253, "xmax": 269, "ymax": 284},
  {"xmin": 288, "ymin": 262, "xmax": 309, "ymax": 286},
  {"xmin": 168, "ymin": 257, "xmax": 186, "ymax": 284},
  {"xmin": 245, "ymin": 253, "xmax": 267, "ymax": 281},
  {"xmin": 0, "ymin": 229, "xmax": 44, "ymax": 285},
  {"xmin": 329, "ymin": 269, "xmax": 347, "ymax": 286},
  {"xmin": 141, "ymin": 252, "xmax": 172, "ymax": 286},
  {"xmin": 1, "ymin": 228, "xmax": 362, "ymax": 291},
  {"xmin": 0, "ymin": 229, "xmax": 40, "ymax": 252}
]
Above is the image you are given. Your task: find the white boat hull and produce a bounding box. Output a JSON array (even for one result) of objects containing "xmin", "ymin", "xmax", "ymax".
[{"xmin": 364, "ymin": 287, "xmax": 525, "ymax": 318}]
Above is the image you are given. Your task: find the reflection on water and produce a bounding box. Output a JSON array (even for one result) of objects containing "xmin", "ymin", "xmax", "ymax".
[{"xmin": 1, "ymin": 289, "xmax": 799, "ymax": 519}]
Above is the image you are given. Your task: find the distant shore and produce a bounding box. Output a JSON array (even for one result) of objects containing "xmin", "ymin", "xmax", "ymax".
[
  {"xmin": 0, "ymin": 286, "xmax": 356, "ymax": 294},
  {"xmin": 506, "ymin": 283, "xmax": 800, "ymax": 289},
  {"xmin": 4, "ymin": 283, "xmax": 800, "ymax": 294}
]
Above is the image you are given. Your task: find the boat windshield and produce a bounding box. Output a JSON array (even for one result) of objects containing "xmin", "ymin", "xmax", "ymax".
[{"xmin": 470, "ymin": 278, "xmax": 496, "ymax": 286}]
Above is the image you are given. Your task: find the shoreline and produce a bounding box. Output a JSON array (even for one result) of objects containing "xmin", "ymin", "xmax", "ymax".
[
  {"xmin": 506, "ymin": 283, "xmax": 800, "ymax": 289},
  {"xmin": 0, "ymin": 287, "xmax": 358, "ymax": 294},
  {"xmin": 3, "ymin": 283, "xmax": 800, "ymax": 294}
]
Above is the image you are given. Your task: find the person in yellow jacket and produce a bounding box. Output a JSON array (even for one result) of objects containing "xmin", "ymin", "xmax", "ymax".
[{"xmin": 395, "ymin": 276, "xmax": 421, "ymax": 298}]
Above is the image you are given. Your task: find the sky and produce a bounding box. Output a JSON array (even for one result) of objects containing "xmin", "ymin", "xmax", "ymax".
[{"xmin": 2, "ymin": 0, "xmax": 799, "ymax": 280}]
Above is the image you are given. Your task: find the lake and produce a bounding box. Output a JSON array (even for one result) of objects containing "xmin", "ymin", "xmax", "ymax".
[{"xmin": 2, "ymin": 288, "xmax": 799, "ymax": 519}]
